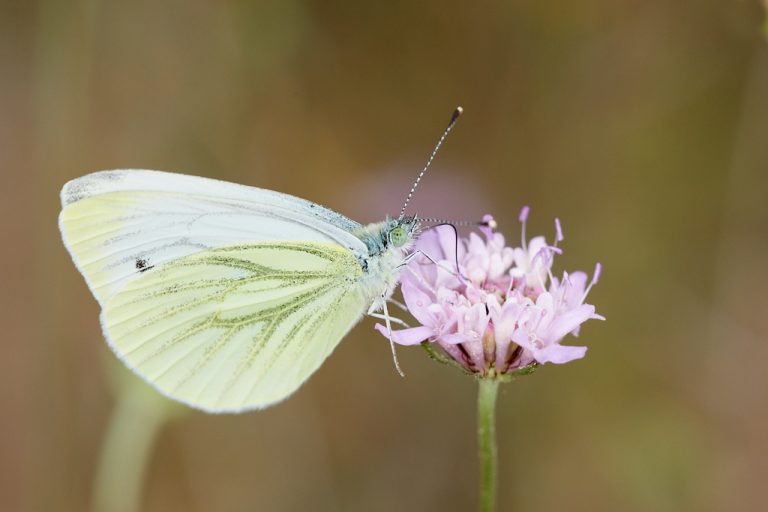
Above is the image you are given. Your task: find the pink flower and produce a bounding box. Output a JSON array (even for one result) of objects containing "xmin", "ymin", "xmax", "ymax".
[{"xmin": 375, "ymin": 209, "xmax": 603, "ymax": 377}]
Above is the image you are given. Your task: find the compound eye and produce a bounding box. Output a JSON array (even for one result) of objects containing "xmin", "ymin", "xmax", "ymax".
[{"xmin": 389, "ymin": 226, "xmax": 408, "ymax": 248}]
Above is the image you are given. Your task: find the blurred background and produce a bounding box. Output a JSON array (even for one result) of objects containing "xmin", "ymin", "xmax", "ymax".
[{"xmin": 2, "ymin": 1, "xmax": 767, "ymax": 511}]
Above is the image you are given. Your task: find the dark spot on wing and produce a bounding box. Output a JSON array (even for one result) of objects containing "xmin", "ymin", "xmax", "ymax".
[{"xmin": 136, "ymin": 258, "xmax": 154, "ymax": 273}]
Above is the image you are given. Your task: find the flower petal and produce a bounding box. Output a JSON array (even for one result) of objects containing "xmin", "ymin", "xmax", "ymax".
[
  {"xmin": 438, "ymin": 225, "xmax": 466, "ymax": 262},
  {"xmin": 492, "ymin": 301, "xmax": 524, "ymax": 348},
  {"xmin": 534, "ymin": 344, "xmax": 587, "ymax": 364},
  {"xmin": 401, "ymin": 280, "xmax": 438, "ymax": 327},
  {"xmin": 535, "ymin": 291, "xmax": 555, "ymax": 312},
  {"xmin": 460, "ymin": 303, "xmax": 490, "ymax": 339},
  {"xmin": 374, "ymin": 323, "xmax": 434, "ymax": 346},
  {"xmin": 413, "ymin": 229, "xmax": 445, "ymax": 261},
  {"xmin": 545, "ymin": 304, "xmax": 595, "ymax": 342},
  {"xmin": 511, "ymin": 328, "xmax": 536, "ymax": 355},
  {"xmin": 440, "ymin": 333, "xmax": 474, "ymax": 345}
]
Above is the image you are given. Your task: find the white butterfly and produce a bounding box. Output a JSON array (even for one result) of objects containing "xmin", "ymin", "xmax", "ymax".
[{"xmin": 59, "ymin": 108, "xmax": 463, "ymax": 413}]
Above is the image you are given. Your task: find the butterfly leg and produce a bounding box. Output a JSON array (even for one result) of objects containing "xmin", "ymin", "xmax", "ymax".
[
  {"xmin": 398, "ymin": 250, "xmax": 464, "ymax": 280},
  {"xmin": 369, "ymin": 313, "xmax": 411, "ymax": 328},
  {"xmin": 386, "ymin": 297, "xmax": 408, "ymax": 313},
  {"xmin": 380, "ymin": 298, "xmax": 405, "ymax": 377}
]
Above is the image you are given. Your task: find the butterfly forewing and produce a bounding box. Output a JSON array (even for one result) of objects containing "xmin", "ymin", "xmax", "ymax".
[
  {"xmin": 101, "ymin": 242, "xmax": 366, "ymax": 412},
  {"xmin": 59, "ymin": 170, "xmax": 366, "ymax": 304}
]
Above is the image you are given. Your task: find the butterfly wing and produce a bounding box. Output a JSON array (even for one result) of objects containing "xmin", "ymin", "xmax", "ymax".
[
  {"xmin": 100, "ymin": 242, "xmax": 366, "ymax": 412},
  {"xmin": 59, "ymin": 169, "xmax": 374, "ymax": 412},
  {"xmin": 59, "ymin": 169, "xmax": 366, "ymax": 304}
]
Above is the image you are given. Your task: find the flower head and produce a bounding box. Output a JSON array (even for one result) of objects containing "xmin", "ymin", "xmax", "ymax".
[{"xmin": 375, "ymin": 209, "xmax": 604, "ymax": 377}]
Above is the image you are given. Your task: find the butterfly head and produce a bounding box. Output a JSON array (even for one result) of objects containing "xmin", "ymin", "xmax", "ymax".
[
  {"xmin": 356, "ymin": 216, "xmax": 420, "ymax": 260},
  {"xmin": 388, "ymin": 215, "xmax": 419, "ymax": 248}
]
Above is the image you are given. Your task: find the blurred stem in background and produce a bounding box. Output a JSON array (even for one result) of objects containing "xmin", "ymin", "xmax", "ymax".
[
  {"xmin": 477, "ymin": 379, "xmax": 500, "ymax": 512},
  {"xmin": 763, "ymin": 1, "xmax": 768, "ymax": 38},
  {"xmin": 92, "ymin": 359, "xmax": 184, "ymax": 512}
]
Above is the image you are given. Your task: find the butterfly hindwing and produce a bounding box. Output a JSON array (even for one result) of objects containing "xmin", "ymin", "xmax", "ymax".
[{"xmin": 101, "ymin": 242, "xmax": 366, "ymax": 412}]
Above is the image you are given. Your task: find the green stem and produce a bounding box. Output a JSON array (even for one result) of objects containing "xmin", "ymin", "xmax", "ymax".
[
  {"xmin": 477, "ymin": 378, "xmax": 500, "ymax": 512},
  {"xmin": 91, "ymin": 387, "xmax": 169, "ymax": 512}
]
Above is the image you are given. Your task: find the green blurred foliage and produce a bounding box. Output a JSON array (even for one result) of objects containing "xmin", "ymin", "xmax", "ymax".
[{"xmin": 1, "ymin": 1, "xmax": 767, "ymax": 511}]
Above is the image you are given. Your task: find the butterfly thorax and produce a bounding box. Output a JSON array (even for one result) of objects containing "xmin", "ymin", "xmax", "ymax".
[{"xmin": 353, "ymin": 216, "xmax": 419, "ymax": 309}]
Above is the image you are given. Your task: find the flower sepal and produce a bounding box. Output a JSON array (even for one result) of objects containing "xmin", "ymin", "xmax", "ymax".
[
  {"xmin": 420, "ymin": 336, "xmax": 540, "ymax": 382},
  {"xmin": 493, "ymin": 362, "xmax": 538, "ymax": 383},
  {"xmin": 471, "ymin": 361, "xmax": 539, "ymax": 383},
  {"xmin": 420, "ymin": 341, "xmax": 475, "ymax": 376}
]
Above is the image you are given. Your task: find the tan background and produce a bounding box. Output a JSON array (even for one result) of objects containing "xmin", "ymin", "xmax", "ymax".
[{"xmin": 2, "ymin": 1, "xmax": 768, "ymax": 511}]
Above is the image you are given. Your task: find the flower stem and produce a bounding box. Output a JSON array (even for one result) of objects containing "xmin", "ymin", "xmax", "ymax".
[
  {"xmin": 477, "ymin": 378, "xmax": 500, "ymax": 512},
  {"xmin": 92, "ymin": 380, "xmax": 178, "ymax": 512}
]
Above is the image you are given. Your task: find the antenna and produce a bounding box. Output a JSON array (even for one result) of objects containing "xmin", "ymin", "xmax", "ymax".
[
  {"xmin": 399, "ymin": 106, "xmax": 463, "ymax": 219},
  {"xmin": 419, "ymin": 217, "xmax": 491, "ymax": 228}
]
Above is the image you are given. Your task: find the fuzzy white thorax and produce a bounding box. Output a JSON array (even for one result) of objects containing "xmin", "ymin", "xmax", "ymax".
[{"xmin": 353, "ymin": 217, "xmax": 419, "ymax": 312}]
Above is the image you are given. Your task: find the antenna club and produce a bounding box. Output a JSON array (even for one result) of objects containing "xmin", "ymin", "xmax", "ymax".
[
  {"xmin": 450, "ymin": 106, "xmax": 463, "ymax": 125},
  {"xmin": 481, "ymin": 213, "xmax": 497, "ymax": 229}
]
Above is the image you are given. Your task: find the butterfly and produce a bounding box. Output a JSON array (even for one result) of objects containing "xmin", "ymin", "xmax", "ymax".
[{"xmin": 59, "ymin": 108, "xmax": 463, "ymax": 413}]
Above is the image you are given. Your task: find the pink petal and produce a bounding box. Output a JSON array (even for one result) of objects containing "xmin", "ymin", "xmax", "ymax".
[
  {"xmin": 492, "ymin": 301, "xmax": 523, "ymax": 349},
  {"xmin": 546, "ymin": 304, "xmax": 595, "ymax": 342},
  {"xmin": 560, "ymin": 271, "xmax": 588, "ymax": 306},
  {"xmin": 527, "ymin": 236, "xmax": 548, "ymax": 260},
  {"xmin": 440, "ymin": 333, "xmax": 473, "ymax": 345},
  {"xmin": 511, "ymin": 328, "xmax": 533, "ymax": 351},
  {"xmin": 401, "ymin": 281, "xmax": 437, "ymax": 328},
  {"xmin": 462, "ymin": 340, "xmax": 487, "ymax": 371},
  {"xmin": 461, "ymin": 303, "xmax": 490, "ymax": 337},
  {"xmin": 486, "ymin": 295, "xmax": 502, "ymax": 317},
  {"xmin": 413, "ymin": 229, "xmax": 445, "ymax": 261},
  {"xmin": 567, "ymin": 271, "xmax": 588, "ymax": 294},
  {"xmin": 436, "ymin": 225, "xmax": 465, "ymax": 262},
  {"xmin": 535, "ymin": 291, "xmax": 555, "ymax": 312},
  {"xmin": 374, "ymin": 323, "xmax": 434, "ymax": 346},
  {"xmin": 534, "ymin": 344, "xmax": 587, "ymax": 364},
  {"xmin": 495, "ymin": 334, "xmax": 514, "ymax": 370}
]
